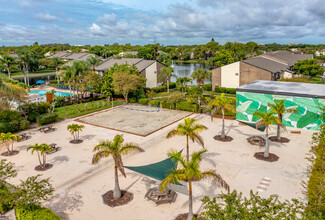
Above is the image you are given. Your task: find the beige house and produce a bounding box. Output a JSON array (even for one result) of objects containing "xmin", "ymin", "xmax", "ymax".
[
  {"xmin": 95, "ymin": 58, "xmax": 167, "ymax": 88},
  {"xmin": 212, "ymin": 51, "xmax": 313, "ymax": 89}
]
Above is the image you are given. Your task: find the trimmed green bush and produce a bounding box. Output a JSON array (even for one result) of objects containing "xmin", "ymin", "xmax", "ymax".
[
  {"xmin": 37, "ymin": 113, "xmax": 58, "ymax": 126},
  {"xmin": 202, "ymin": 83, "xmax": 212, "ymax": 91},
  {"xmin": 139, "ymin": 98, "xmax": 148, "ymax": 105},
  {"xmin": 177, "ymin": 101, "xmax": 197, "ymax": 112},
  {"xmin": 0, "ymin": 110, "xmax": 22, "ymax": 122},
  {"xmin": 149, "ymin": 100, "xmax": 160, "ymax": 106},
  {"xmin": 0, "ymin": 121, "xmax": 20, "ymax": 133},
  {"xmin": 0, "ymin": 184, "xmax": 15, "ymax": 214},
  {"xmin": 128, "ymin": 98, "xmax": 137, "ymax": 103},
  {"xmin": 27, "ymin": 111, "xmax": 40, "ymax": 123},
  {"xmin": 15, "ymin": 205, "xmax": 61, "ymax": 220},
  {"xmin": 19, "ymin": 120, "xmax": 30, "ymax": 130},
  {"xmin": 214, "ymin": 87, "xmax": 236, "ymax": 94},
  {"xmin": 19, "ymin": 102, "xmax": 52, "ymax": 122}
]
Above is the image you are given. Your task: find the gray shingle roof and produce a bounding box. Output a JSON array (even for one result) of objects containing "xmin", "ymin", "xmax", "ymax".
[
  {"xmin": 48, "ymin": 52, "xmax": 70, "ymax": 59},
  {"xmin": 237, "ymin": 80, "xmax": 325, "ymax": 99},
  {"xmin": 135, "ymin": 60, "xmax": 156, "ymax": 72},
  {"xmin": 95, "ymin": 58, "xmax": 143, "ymax": 71},
  {"xmin": 262, "ymin": 51, "xmax": 314, "ymax": 66},
  {"xmin": 242, "ymin": 57, "xmax": 289, "ymax": 73}
]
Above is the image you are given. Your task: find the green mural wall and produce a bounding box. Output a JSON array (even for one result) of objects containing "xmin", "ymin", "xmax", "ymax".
[{"xmin": 236, "ymin": 92, "xmax": 325, "ymax": 130}]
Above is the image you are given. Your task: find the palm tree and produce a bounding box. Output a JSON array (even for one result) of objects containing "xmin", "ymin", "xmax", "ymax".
[
  {"xmin": 191, "ymin": 68, "xmax": 211, "ymax": 88},
  {"xmin": 51, "ymin": 57, "xmax": 63, "ymax": 85},
  {"xmin": 67, "ymin": 124, "xmax": 85, "ymax": 142},
  {"xmin": 92, "ymin": 134, "xmax": 144, "ymax": 199},
  {"xmin": 0, "ymin": 133, "xmax": 20, "ymax": 155},
  {"xmin": 60, "ymin": 66, "xmax": 73, "ymax": 98},
  {"xmin": 160, "ymin": 149, "xmax": 229, "ymax": 220},
  {"xmin": 268, "ymin": 100, "xmax": 298, "ymax": 141},
  {"xmin": 17, "ymin": 49, "xmax": 33, "ymax": 86},
  {"xmin": 209, "ymin": 93, "xmax": 235, "ymax": 139},
  {"xmin": 167, "ymin": 117, "xmax": 207, "ymax": 162},
  {"xmin": 0, "ymin": 54, "xmax": 15, "ymax": 78},
  {"xmin": 252, "ymin": 111, "xmax": 280, "ymax": 158},
  {"xmin": 87, "ymin": 56, "xmax": 102, "ymax": 71},
  {"xmin": 176, "ymin": 76, "xmax": 192, "ymax": 92},
  {"xmin": 159, "ymin": 67, "xmax": 175, "ymax": 93},
  {"xmin": 26, "ymin": 143, "xmax": 52, "ymax": 168}
]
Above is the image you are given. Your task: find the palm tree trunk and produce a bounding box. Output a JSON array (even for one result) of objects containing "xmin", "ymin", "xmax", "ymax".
[
  {"xmin": 186, "ymin": 135, "xmax": 189, "ymax": 162},
  {"xmin": 26, "ymin": 64, "xmax": 30, "ymax": 86},
  {"xmin": 187, "ymin": 179, "xmax": 193, "ymax": 220},
  {"xmin": 6, "ymin": 143, "xmax": 11, "ymax": 154},
  {"xmin": 43, "ymin": 154, "xmax": 46, "ymax": 167},
  {"xmin": 167, "ymin": 76, "xmax": 170, "ymax": 93},
  {"xmin": 23, "ymin": 65, "xmax": 27, "ymax": 84},
  {"xmin": 56, "ymin": 67, "xmax": 59, "ymax": 85},
  {"xmin": 6, "ymin": 64, "xmax": 11, "ymax": 78},
  {"xmin": 113, "ymin": 165, "xmax": 122, "ymax": 199},
  {"xmin": 264, "ymin": 128, "xmax": 270, "ymax": 158},
  {"xmin": 276, "ymin": 124, "xmax": 281, "ymax": 141},
  {"xmin": 37, "ymin": 152, "xmax": 42, "ymax": 166},
  {"xmin": 221, "ymin": 108, "xmax": 225, "ymax": 139}
]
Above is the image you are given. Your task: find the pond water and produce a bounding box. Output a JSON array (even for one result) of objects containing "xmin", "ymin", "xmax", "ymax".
[{"xmin": 170, "ymin": 62, "xmax": 211, "ymax": 85}]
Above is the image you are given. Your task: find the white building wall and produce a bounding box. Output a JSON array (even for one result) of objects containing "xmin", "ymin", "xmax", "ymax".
[
  {"xmin": 221, "ymin": 61, "xmax": 240, "ymax": 88},
  {"xmin": 145, "ymin": 63, "xmax": 158, "ymax": 88}
]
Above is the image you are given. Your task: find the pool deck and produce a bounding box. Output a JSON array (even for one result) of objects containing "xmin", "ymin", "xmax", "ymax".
[{"xmin": 2, "ymin": 113, "xmax": 314, "ymax": 220}]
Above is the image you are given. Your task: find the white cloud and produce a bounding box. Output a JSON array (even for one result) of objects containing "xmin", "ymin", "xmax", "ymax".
[
  {"xmin": 34, "ymin": 13, "xmax": 57, "ymax": 22},
  {"xmin": 96, "ymin": 13, "xmax": 117, "ymax": 25},
  {"xmin": 89, "ymin": 23, "xmax": 105, "ymax": 36}
]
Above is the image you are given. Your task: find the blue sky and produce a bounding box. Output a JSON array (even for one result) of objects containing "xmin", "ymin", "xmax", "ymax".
[{"xmin": 0, "ymin": 0, "xmax": 325, "ymax": 46}]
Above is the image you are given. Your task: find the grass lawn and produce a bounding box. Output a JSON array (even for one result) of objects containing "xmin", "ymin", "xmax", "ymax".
[
  {"xmin": 11, "ymin": 69, "xmax": 56, "ymax": 76},
  {"xmin": 54, "ymin": 100, "xmax": 117, "ymax": 118}
]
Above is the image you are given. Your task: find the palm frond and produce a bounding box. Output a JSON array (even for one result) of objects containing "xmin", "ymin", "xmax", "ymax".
[
  {"xmin": 92, "ymin": 151, "xmax": 112, "ymax": 164},
  {"xmin": 119, "ymin": 143, "xmax": 144, "ymax": 155},
  {"xmin": 201, "ymin": 170, "xmax": 230, "ymax": 192},
  {"xmin": 160, "ymin": 169, "xmax": 186, "ymax": 192}
]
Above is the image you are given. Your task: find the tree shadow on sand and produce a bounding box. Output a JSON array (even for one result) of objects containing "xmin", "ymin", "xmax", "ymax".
[{"xmin": 45, "ymin": 190, "xmax": 83, "ymax": 220}]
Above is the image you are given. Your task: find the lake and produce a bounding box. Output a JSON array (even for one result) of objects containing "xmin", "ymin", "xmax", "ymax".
[{"xmin": 171, "ymin": 63, "xmax": 210, "ymax": 85}]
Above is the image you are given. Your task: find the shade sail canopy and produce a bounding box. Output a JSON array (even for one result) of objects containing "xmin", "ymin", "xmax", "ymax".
[
  {"xmin": 237, "ymin": 120, "xmax": 266, "ymax": 132},
  {"xmin": 36, "ymin": 80, "xmax": 45, "ymax": 84},
  {"xmin": 124, "ymin": 152, "xmax": 181, "ymax": 182}
]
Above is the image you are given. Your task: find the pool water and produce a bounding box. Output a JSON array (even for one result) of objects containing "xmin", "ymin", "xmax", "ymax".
[{"xmin": 29, "ymin": 90, "xmax": 70, "ymax": 97}]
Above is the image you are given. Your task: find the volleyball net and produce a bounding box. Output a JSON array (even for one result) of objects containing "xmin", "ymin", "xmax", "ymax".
[{"xmin": 115, "ymin": 100, "xmax": 160, "ymax": 112}]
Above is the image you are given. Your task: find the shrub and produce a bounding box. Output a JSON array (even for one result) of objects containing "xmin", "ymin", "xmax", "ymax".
[
  {"xmin": 0, "ymin": 184, "xmax": 15, "ymax": 214},
  {"xmin": 19, "ymin": 120, "xmax": 30, "ymax": 130},
  {"xmin": 19, "ymin": 102, "xmax": 52, "ymax": 120},
  {"xmin": 27, "ymin": 111, "xmax": 40, "ymax": 123},
  {"xmin": 15, "ymin": 205, "xmax": 61, "ymax": 220},
  {"xmin": 0, "ymin": 121, "xmax": 20, "ymax": 133},
  {"xmin": 202, "ymin": 83, "xmax": 212, "ymax": 91},
  {"xmin": 169, "ymin": 82, "xmax": 177, "ymax": 89},
  {"xmin": 176, "ymin": 101, "xmax": 197, "ymax": 112},
  {"xmin": 55, "ymin": 97, "xmax": 66, "ymax": 107},
  {"xmin": 139, "ymin": 98, "xmax": 148, "ymax": 105},
  {"xmin": 214, "ymin": 87, "xmax": 236, "ymax": 94},
  {"xmin": 149, "ymin": 100, "xmax": 160, "ymax": 106},
  {"xmin": 128, "ymin": 98, "xmax": 137, "ymax": 103},
  {"xmin": 161, "ymin": 102, "xmax": 175, "ymax": 109},
  {"xmin": 0, "ymin": 110, "xmax": 22, "ymax": 122},
  {"xmin": 37, "ymin": 113, "xmax": 58, "ymax": 126}
]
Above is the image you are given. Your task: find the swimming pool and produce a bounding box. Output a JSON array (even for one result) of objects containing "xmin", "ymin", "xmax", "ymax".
[{"xmin": 28, "ymin": 90, "xmax": 71, "ymax": 97}]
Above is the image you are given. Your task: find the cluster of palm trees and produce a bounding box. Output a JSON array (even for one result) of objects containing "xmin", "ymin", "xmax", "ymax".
[
  {"xmin": 0, "ymin": 132, "xmax": 20, "ymax": 156},
  {"xmin": 253, "ymin": 99, "xmax": 298, "ymax": 158},
  {"xmin": 26, "ymin": 143, "xmax": 52, "ymax": 169},
  {"xmin": 67, "ymin": 123, "xmax": 85, "ymax": 143}
]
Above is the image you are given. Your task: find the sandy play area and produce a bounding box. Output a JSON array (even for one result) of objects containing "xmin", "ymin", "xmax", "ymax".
[
  {"xmin": 1, "ymin": 111, "xmax": 314, "ymax": 220},
  {"xmin": 76, "ymin": 107, "xmax": 193, "ymax": 136}
]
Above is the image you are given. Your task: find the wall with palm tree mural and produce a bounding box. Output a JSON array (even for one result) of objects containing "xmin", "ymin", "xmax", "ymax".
[{"xmin": 236, "ymin": 91, "xmax": 325, "ymax": 130}]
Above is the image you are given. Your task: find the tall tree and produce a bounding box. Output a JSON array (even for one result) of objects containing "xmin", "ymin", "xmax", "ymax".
[
  {"xmin": 67, "ymin": 123, "xmax": 85, "ymax": 142},
  {"xmin": 112, "ymin": 72, "xmax": 145, "ymax": 102},
  {"xmin": 159, "ymin": 67, "xmax": 175, "ymax": 93},
  {"xmin": 252, "ymin": 111, "xmax": 279, "ymax": 158},
  {"xmin": 0, "ymin": 54, "xmax": 15, "ymax": 78},
  {"xmin": 167, "ymin": 117, "xmax": 207, "ymax": 161},
  {"xmin": 160, "ymin": 149, "xmax": 229, "ymax": 220},
  {"xmin": 191, "ymin": 68, "xmax": 211, "ymax": 88},
  {"xmin": 209, "ymin": 93, "xmax": 235, "ymax": 139},
  {"xmin": 0, "ymin": 133, "xmax": 20, "ymax": 155},
  {"xmin": 86, "ymin": 56, "xmax": 102, "ymax": 71},
  {"xmin": 92, "ymin": 134, "xmax": 144, "ymax": 198},
  {"xmin": 17, "ymin": 48, "xmax": 34, "ymax": 86},
  {"xmin": 268, "ymin": 100, "xmax": 297, "ymax": 141},
  {"xmin": 51, "ymin": 57, "xmax": 63, "ymax": 85},
  {"xmin": 176, "ymin": 76, "xmax": 192, "ymax": 92}
]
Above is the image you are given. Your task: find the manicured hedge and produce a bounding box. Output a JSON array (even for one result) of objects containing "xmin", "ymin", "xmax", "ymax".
[
  {"xmin": 139, "ymin": 98, "xmax": 148, "ymax": 105},
  {"xmin": 0, "ymin": 110, "xmax": 30, "ymax": 133},
  {"xmin": 177, "ymin": 101, "xmax": 197, "ymax": 112},
  {"xmin": 19, "ymin": 102, "xmax": 52, "ymax": 122},
  {"xmin": 37, "ymin": 113, "xmax": 58, "ymax": 126},
  {"xmin": 149, "ymin": 100, "xmax": 160, "ymax": 106},
  {"xmin": 214, "ymin": 87, "xmax": 236, "ymax": 94},
  {"xmin": 0, "ymin": 110, "xmax": 22, "ymax": 122},
  {"xmin": 15, "ymin": 205, "xmax": 61, "ymax": 220},
  {"xmin": 150, "ymin": 82, "xmax": 177, "ymax": 93},
  {"xmin": 202, "ymin": 83, "xmax": 212, "ymax": 91}
]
